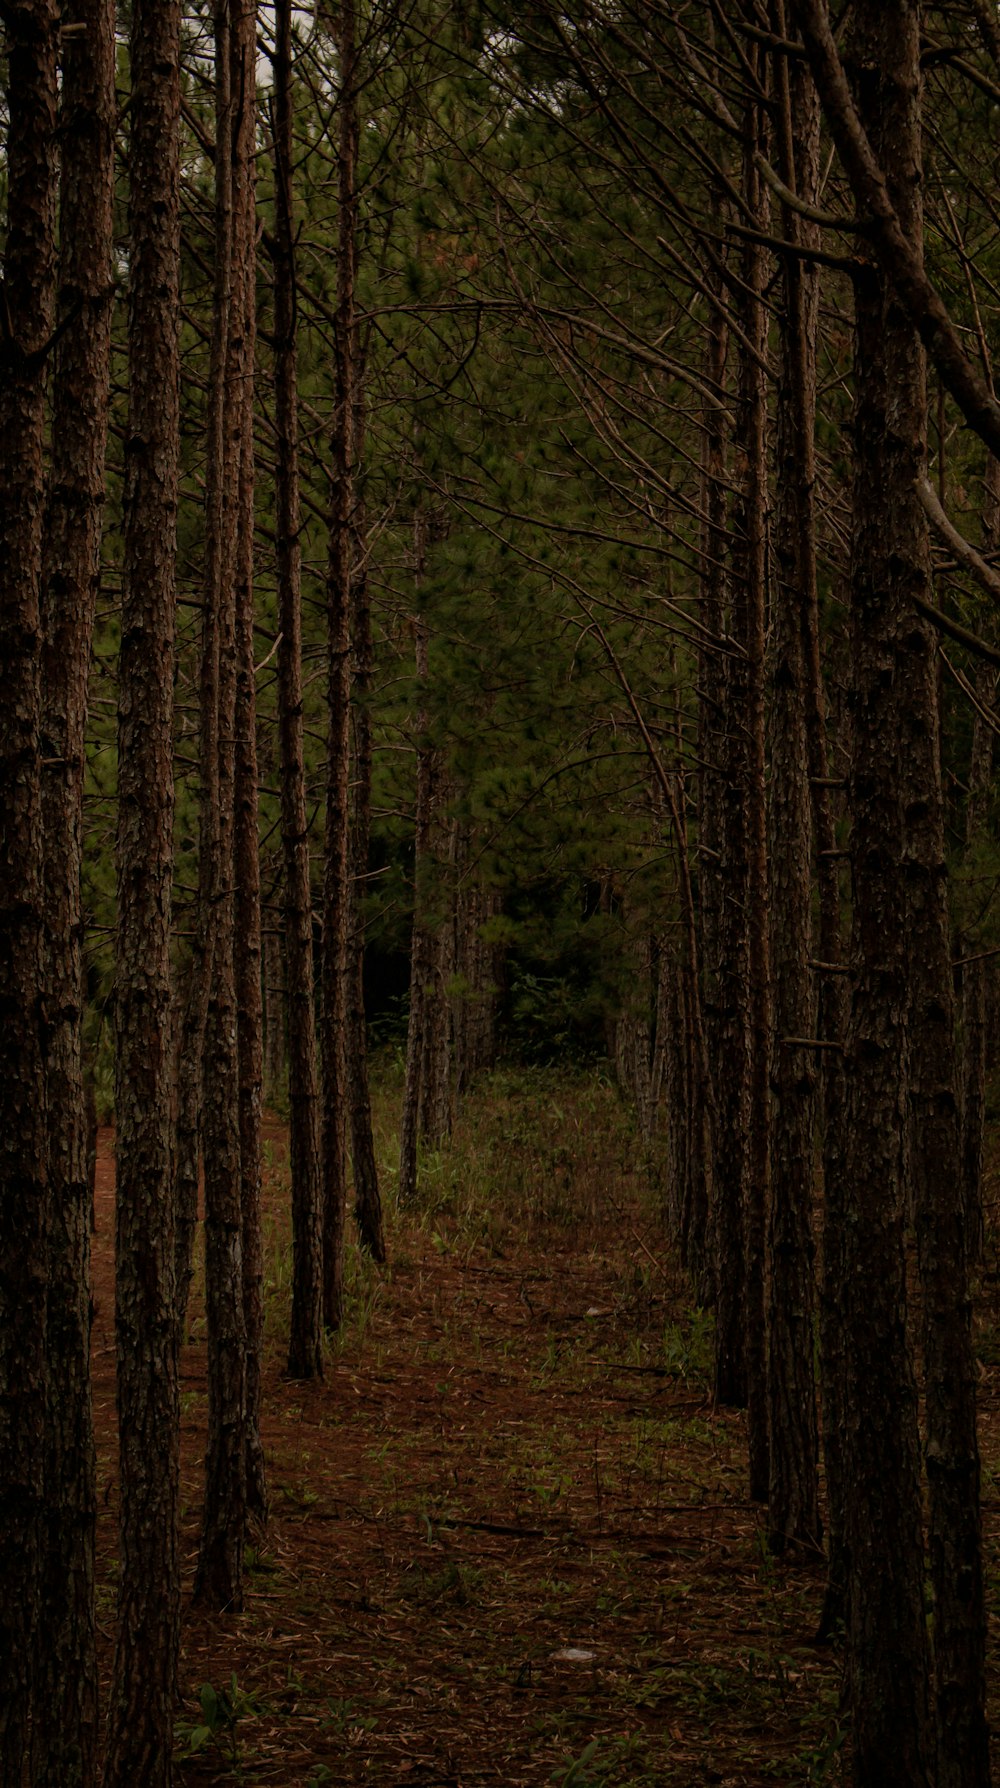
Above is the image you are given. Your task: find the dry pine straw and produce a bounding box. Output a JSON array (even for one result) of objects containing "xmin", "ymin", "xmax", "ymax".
[{"xmin": 87, "ymin": 1102, "xmax": 1000, "ymax": 1787}]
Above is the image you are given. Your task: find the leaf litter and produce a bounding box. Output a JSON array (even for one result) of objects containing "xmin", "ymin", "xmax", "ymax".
[{"xmin": 87, "ymin": 1069, "xmax": 1000, "ymax": 1784}]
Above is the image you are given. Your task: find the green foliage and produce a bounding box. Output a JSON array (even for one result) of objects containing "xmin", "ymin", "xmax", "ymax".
[
  {"xmin": 552, "ymin": 1739, "xmax": 605, "ymax": 1787},
  {"xmin": 174, "ymin": 1674, "xmax": 264, "ymax": 1777}
]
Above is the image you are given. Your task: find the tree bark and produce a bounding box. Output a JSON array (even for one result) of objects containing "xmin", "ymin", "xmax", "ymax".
[
  {"xmin": 263, "ymin": 921, "xmax": 286, "ymax": 1105},
  {"xmin": 173, "ymin": 0, "xmax": 235, "ymax": 1334},
  {"xmin": 103, "ymin": 1, "xmax": 183, "ymax": 1778},
  {"xmin": 959, "ymin": 456, "xmax": 1000, "ymax": 1266},
  {"xmin": 737, "ymin": 82, "xmax": 772, "ymax": 1510},
  {"xmin": 194, "ymin": 0, "xmax": 248, "ymax": 1615},
  {"xmin": 713, "ymin": 80, "xmax": 771, "ymax": 1501},
  {"xmin": 701, "ymin": 270, "xmax": 748, "ymax": 1411},
  {"xmin": 834, "ymin": 6, "xmax": 935, "ymax": 1778},
  {"xmin": 399, "ymin": 601, "xmax": 431, "ymax": 1208},
  {"xmin": 399, "ymin": 564, "xmax": 453, "ymax": 1203},
  {"xmin": 321, "ymin": 0, "xmax": 360, "ymax": 1329},
  {"xmin": 697, "ymin": 271, "xmax": 728, "ymax": 1324},
  {"xmin": 34, "ymin": 2, "xmax": 115, "ymax": 1778},
  {"xmin": 272, "ymin": 0, "xmax": 324, "ymax": 1379},
  {"xmin": 348, "ymin": 480, "xmax": 386, "ymax": 1262},
  {"xmin": 764, "ymin": 12, "xmax": 821, "ymax": 1557},
  {"xmin": 794, "ymin": 0, "xmax": 1000, "ymax": 462},
  {"xmin": 231, "ymin": 0, "xmax": 267, "ymax": 1527},
  {"xmin": 451, "ymin": 838, "xmax": 501, "ymax": 1095},
  {"xmin": 892, "ymin": 148, "xmax": 990, "ymax": 1788},
  {"xmin": 0, "ymin": 3, "xmax": 58, "ymax": 1775},
  {"xmin": 419, "ymin": 816, "xmax": 455, "ymax": 1150}
]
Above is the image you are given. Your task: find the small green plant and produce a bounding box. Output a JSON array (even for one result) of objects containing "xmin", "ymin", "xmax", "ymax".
[
  {"xmin": 322, "ymin": 1696, "xmax": 378, "ymax": 1735},
  {"xmin": 660, "ymin": 1307, "xmax": 713, "ymax": 1384},
  {"xmin": 174, "ymin": 1674, "xmax": 263, "ymax": 1779},
  {"xmin": 551, "ymin": 1739, "xmax": 605, "ymax": 1787}
]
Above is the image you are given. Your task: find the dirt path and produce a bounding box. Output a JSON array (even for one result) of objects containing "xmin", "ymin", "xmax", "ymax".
[{"xmin": 89, "ymin": 1086, "xmax": 975, "ymax": 1785}]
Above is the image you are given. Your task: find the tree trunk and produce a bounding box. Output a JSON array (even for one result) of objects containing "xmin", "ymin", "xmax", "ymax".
[
  {"xmin": 194, "ymin": 0, "xmax": 248, "ymax": 1615},
  {"xmin": 348, "ymin": 481, "xmax": 386, "ymax": 1261},
  {"xmin": 103, "ymin": 0, "xmax": 183, "ymax": 1778},
  {"xmin": 765, "ymin": 12, "xmax": 821, "ymax": 1557},
  {"xmin": 0, "ymin": 4, "xmax": 58, "ymax": 1775},
  {"xmin": 263, "ymin": 921, "xmax": 286, "ymax": 1105},
  {"xmin": 231, "ymin": 0, "xmax": 267, "ymax": 1527},
  {"xmin": 892, "ymin": 151, "xmax": 990, "ymax": 1788},
  {"xmin": 713, "ymin": 84, "xmax": 771, "ymax": 1502},
  {"xmin": 736, "ymin": 78, "xmax": 771, "ymax": 1509},
  {"xmin": 697, "ymin": 281, "xmax": 729, "ymax": 1319},
  {"xmin": 959, "ymin": 455, "xmax": 999, "ymax": 1266},
  {"xmin": 699, "ymin": 263, "xmax": 746, "ymax": 1407},
  {"xmin": 835, "ymin": 6, "xmax": 934, "ymax": 1778},
  {"xmin": 451, "ymin": 839, "xmax": 501, "ymax": 1095},
  {"xmin": 271, "ymin": 0, "xmax": 324, "ymax": 1380},
  {"xmin": 173, "ymin": 0, "xmax": 235, "ymax": 1334},
  {"xmin": 34, "ymin": 2, "xmax": 115, "ymax": 1778},
  {"xmin": 321, "ymin": 0, "xmax": 360, "ymax": 1330},
  {"xmin": 399, "ymin": 571, "xmax": 452, "ymax": 1204}
]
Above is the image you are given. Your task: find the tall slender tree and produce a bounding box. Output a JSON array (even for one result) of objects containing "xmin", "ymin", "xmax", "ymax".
[
  {"xmin": 103, "ymin": 0, "xmax": 183, "ymax": 1778},
  {"xmin": 733, "ymin": 64, "xmax": 771, "ymax": 1507},
  {"xmin": 35, "ymin": 1, "xmax": 115, "ymax": 1778},
  {"xmin": 196, "ymin": 0, "xmax": 249, "ymax": 1613},
  {"xmin": 321, "ymin": 0, "xmax": 360, "ymax": 1328},
  {"xmin": 764, "ymin": 14, "xmax": 822, "ymax": 1556},
  {"xmin": 347, "ymin": 409, "xmax": 386, "ymax": 1263},
  {"xmin": 959, "ymin": 456, "xmax": 999, "ymax": 1265},
  {"xmin": 0, "ymin": 2, "xmax": 58, "ymax": 1775},
  {"xmin": 271, "ymin": 0, "xmax": 325, "ymax": 1379},
  {"xmin": 399, "ymin": 535, "xmax": 452, "ymax": 1204},
  {"xmin": 829, "ymin": 5, "xmax": 935, "ymax": 1777},
  {"xmin": 231, "ymin": 0, "xmax": 267, "ymax": 1526}
]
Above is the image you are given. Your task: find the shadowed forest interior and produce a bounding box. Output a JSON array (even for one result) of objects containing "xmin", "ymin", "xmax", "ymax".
[{"xmin": 6, "ymin": 3, "xmax": 1000, "ymax": 1785}]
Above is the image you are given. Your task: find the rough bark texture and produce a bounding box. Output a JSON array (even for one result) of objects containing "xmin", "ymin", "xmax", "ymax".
[
  {"xmin": 794, "ymin": 0, "xmax": 1000, "ymax": 461},
  {"xmin": 611, "ymin": 910, "xmax": 654, "ymax": 1138},
  {"xmin": 811, "ymin": 728, "xmax": 850, "ymax": 1627},
  {"xmin": 451, "ymin": 839, "xmax": 501, "ymax": 1096},
  {"xmin": 322, "ymin": 0, "xmax": 359, "ymax": 1329},
  {"xmin": 173, "ymin": 0, "xmax": 235, "ymax": 1334},
  {"xmin": 272, "ymin": 0, "xmax": 324, "ymax": 1380},
  {"xmin": 103, "ymin": 2, "xmax": 183, "ymax": 1780},
  {"xmin": 231, "ymin": 0, "xmax": 267, "ymax": 1527},
  {"xmin": 398, "ymin": 602, "xmax": 432, "ymax": 1209},
  {"xmin": 348, "ymin": 488, "xmax": 386, "ymax": 1262},
  {"xmin": 765, "ymin": 19, "xmax": 821, "ymax": 1557},
  {"xmin": 0, "ymin": 4, "xmax": 58, "ymax": 1776},
  {"xmin": 804, "ymin": 369, "xmax": 850, "ymax": 1644},
  {"xmin": 399, "ymin": 581, "xmax": 453, "ymax": 1204},
  {"xmin": 263, "ymin": 921, "xmax": 286, "ymax": 1104},
  {"xmin": 714, "ymin": 87, "xmax": 771, "ymax": 1500},
  {"xmin": 959, "ymin": 456, "xmax": 999, "ymax": 1266},
  {"xmin": 172, "ymin": 934, "xmax": 215, "ymax": 1338},
  {"xmin": 421, "ymin": 823, "xmax": 456, "ymax": 1151},
  {"xmin": 697, "ymin": 282, "xmax": 728, "ymax": 1318},
  {"xmin": 887, "ymin": 66, "xmax": 989, "ymax": 1788},
  {"xmin": 702, "ymin": 279, "xmax": 748, "ymax": 1411},
  {"xmin": 34, "ymin": 2, "xmax": 115, "ymax": 1778},
  {"xmin": 836, "ymin": 6, "xmax": 934, "ymax": 1779},
  {"xmin": 195, "ymin": 0, "xmax": 247, "ymax": 1616}
]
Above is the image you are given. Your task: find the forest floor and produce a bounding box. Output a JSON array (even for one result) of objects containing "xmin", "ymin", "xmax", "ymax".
[{"xmin": 89, "ymin": 1066, "xmax": 1000, "ymax": 1786}]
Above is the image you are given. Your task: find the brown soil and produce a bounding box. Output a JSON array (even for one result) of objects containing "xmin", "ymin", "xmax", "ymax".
[{"xmin": 87, "ymin": 1095, "xmax": 1000, "ymax": 1787}]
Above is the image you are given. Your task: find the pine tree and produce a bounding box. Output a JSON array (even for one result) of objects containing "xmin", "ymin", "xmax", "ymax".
[
  {"xmin": 0, "ymin": 3, "xmax": 59, "ymax": 1774},
  {"xmin": 104, "ymin": 0, "xmax": 183, "ymax": 1777},
  {"xmin": 35, "ymin": 1, "xmax": 115, "ymax": 1777},
  {"xmin": 270, "ymin": 0, "xmax": 325, "ymax": 1380}
]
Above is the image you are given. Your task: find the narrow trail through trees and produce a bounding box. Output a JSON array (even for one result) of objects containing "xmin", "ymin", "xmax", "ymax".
[{"xmin": 86, "ymin": 1078, "xmax": 1000, "ymax": 1786}]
